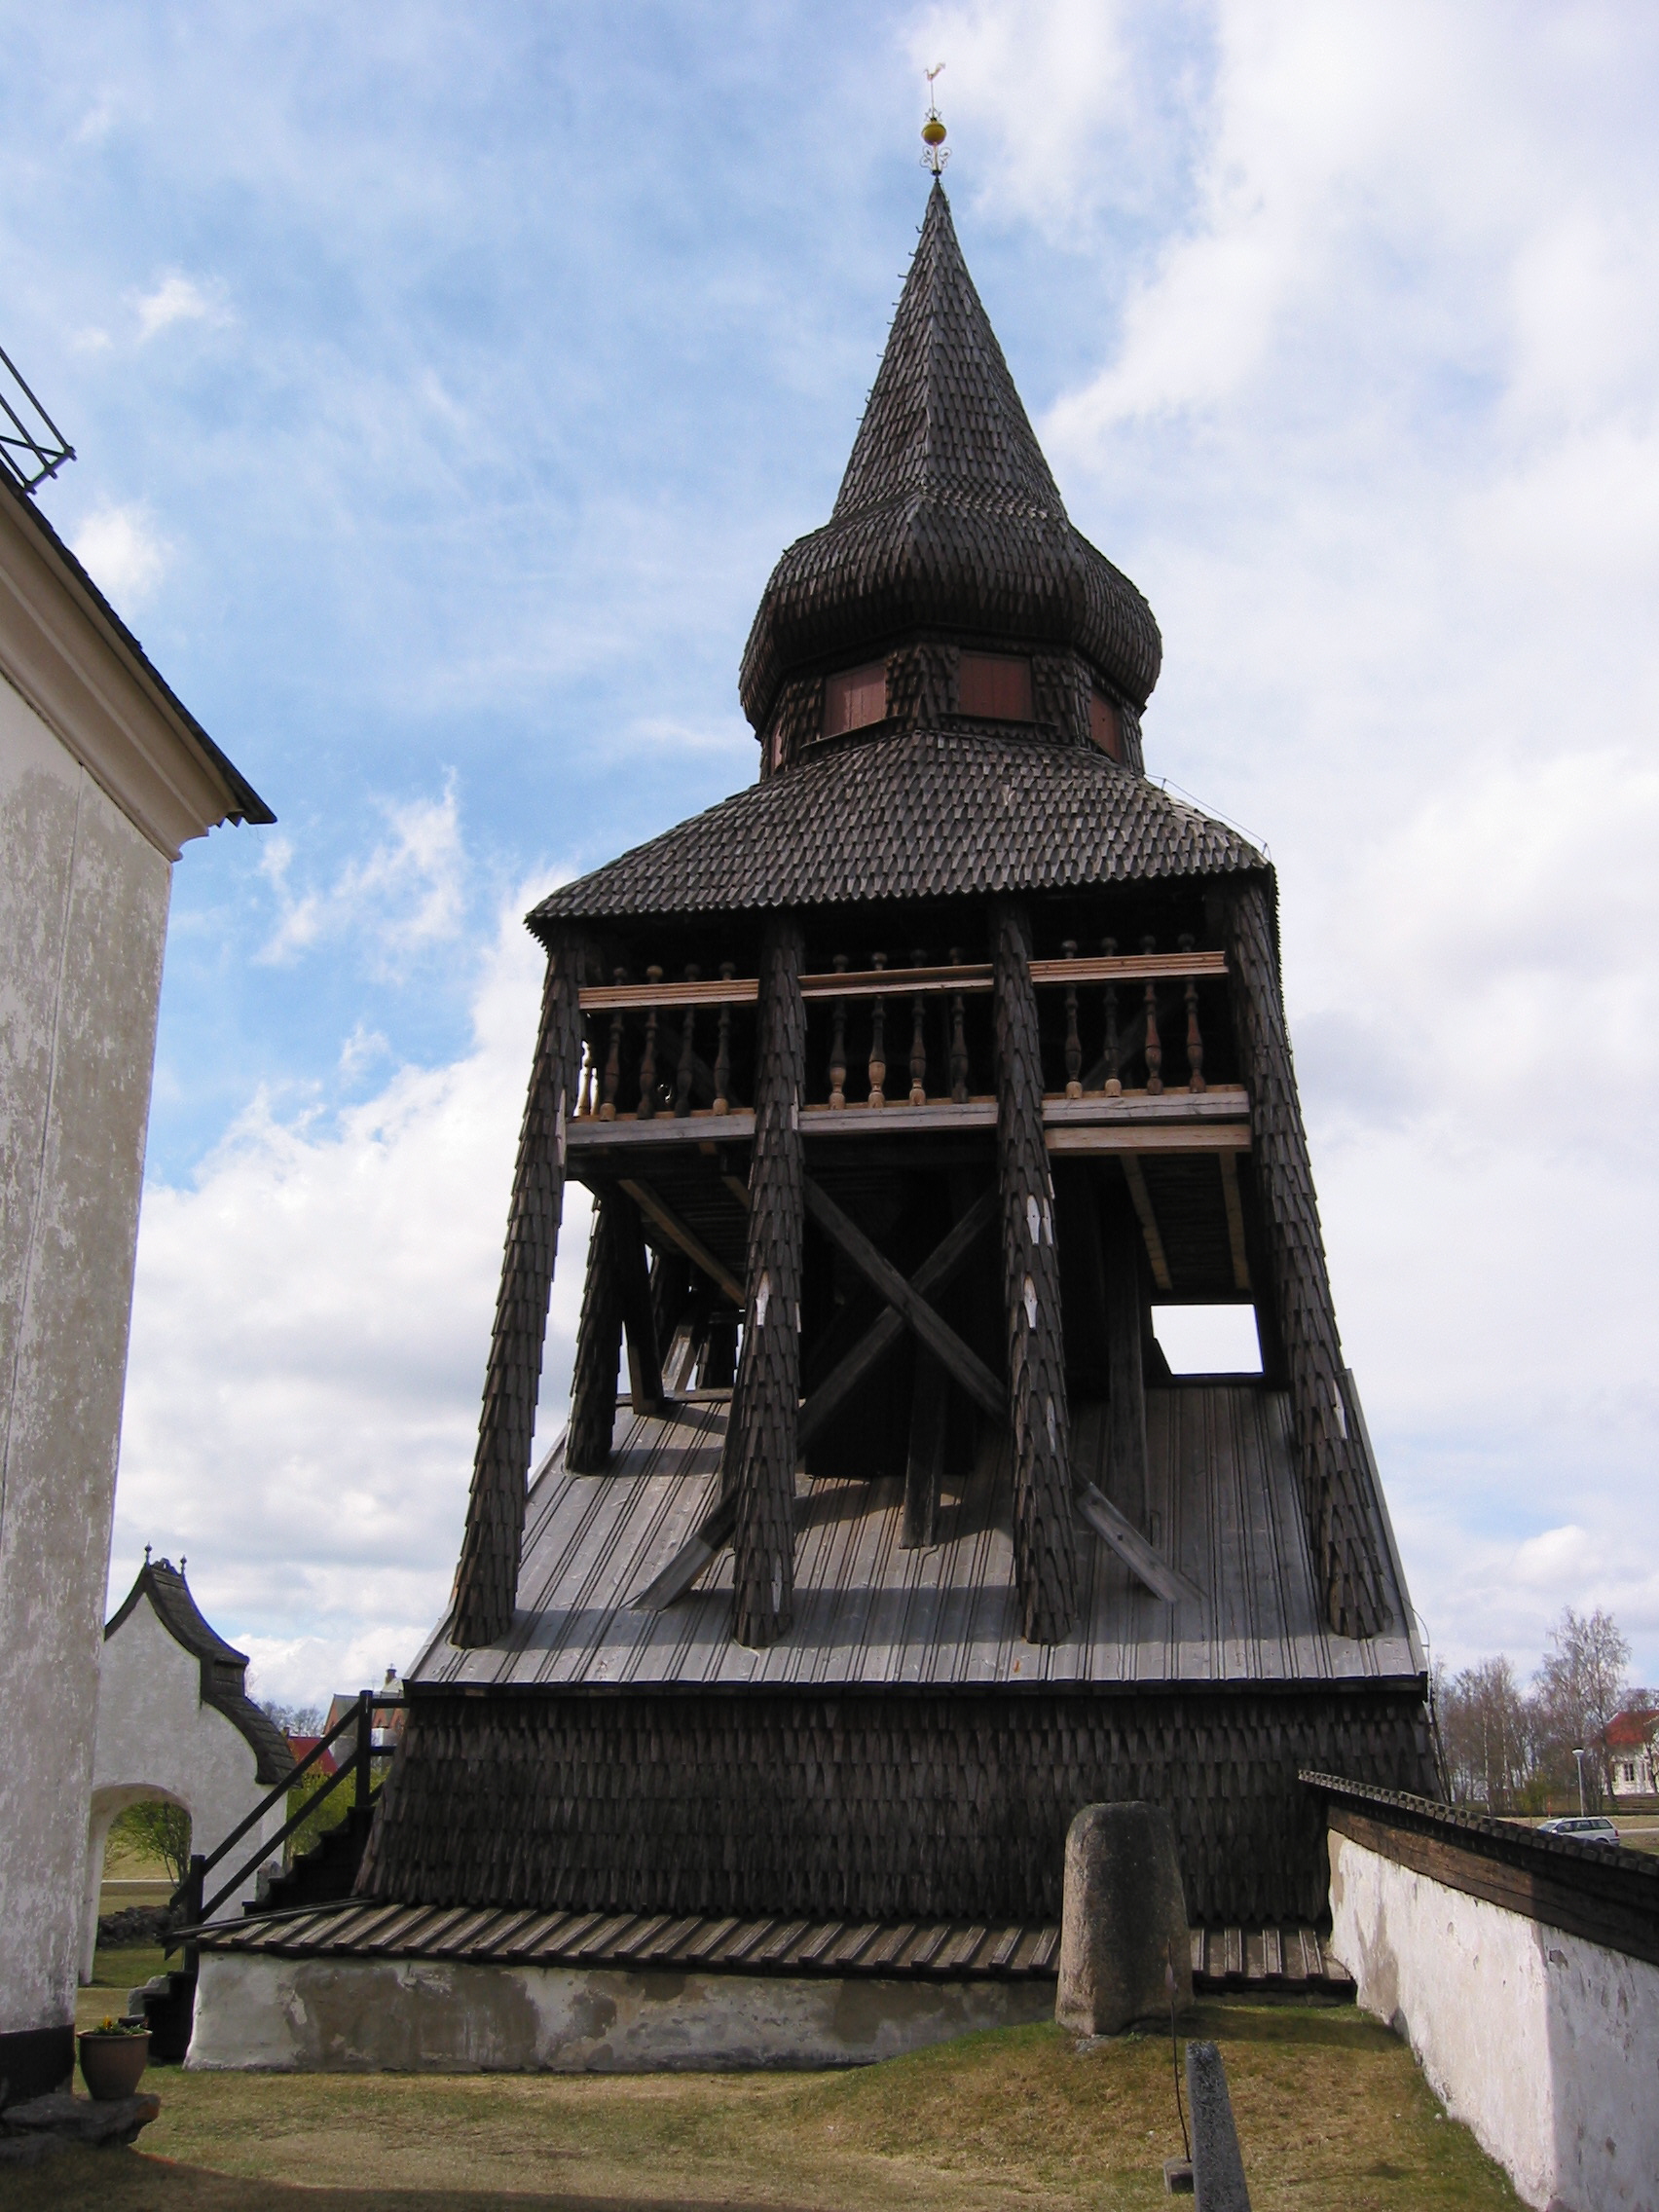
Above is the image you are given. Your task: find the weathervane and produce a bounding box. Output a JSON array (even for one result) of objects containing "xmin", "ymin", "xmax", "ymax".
[{"xmin": 921, "ymin": 64, "xmax": 948, "ymax": 174}]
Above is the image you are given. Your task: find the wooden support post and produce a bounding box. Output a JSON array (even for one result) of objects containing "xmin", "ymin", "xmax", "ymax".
[
  {"xmin": 649, "ymin": 1247, "xmax": 692, "ymax": 1362},
  {"xmin": 1225, "ymin": 878, "xmax": 1385, "ymax": 1638},
  {"xmin": 903, "ymin": 1351, "xmax": 948, "ymax": 1548},
  {"xmin": 725, "ymin": 915, "xmax": 807, "ymax": 1648},
  {"xmin": 1101, "ymin": 1174, "xmax": 1150, "ymax": 1530},
  {"xmin": 566, "ymin": 1189, "xmax": 628, "ymax": 1471},
  {"xmin": 452, "ymin": 932, "xmax": 586, "ymax": 1645},
  {"xmin": 615, "ymin": 1192, "xmax": 664, "ymax": 1416},
  {"xmin": 991, "ymin": 899, "xmax": 1078, "ymax": 1642}
]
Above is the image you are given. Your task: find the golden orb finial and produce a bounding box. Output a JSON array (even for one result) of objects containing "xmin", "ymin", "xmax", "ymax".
[{"xmin": 921, "ymin": 64, "xmax": 948, "ymax": 175}]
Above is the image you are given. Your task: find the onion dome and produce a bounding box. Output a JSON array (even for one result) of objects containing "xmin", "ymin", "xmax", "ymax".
[{"xmin": 738, "ymin": 181, "xmax": 1161, "ymax": 737}]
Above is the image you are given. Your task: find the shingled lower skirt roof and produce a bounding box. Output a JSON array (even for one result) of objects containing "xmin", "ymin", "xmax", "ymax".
[{"xmin": 533, "ymin": 729, "xmax": 1261, "ymax": 927}]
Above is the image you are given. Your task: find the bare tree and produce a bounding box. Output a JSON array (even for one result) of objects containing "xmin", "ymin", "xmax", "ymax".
[
  {"xmin": 1534, "ymin": 1607, "xmax": 1631, "ymax": 1809},
  {"xmin": 1440, "ymin": 1655, "xmax": 1535, "ymax": 1810}
]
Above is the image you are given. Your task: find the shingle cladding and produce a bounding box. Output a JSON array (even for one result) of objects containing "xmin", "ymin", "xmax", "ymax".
[
  {"xmin": 738, "ymin": 182, "xmax": 1161, "ymax": 729},
  {"xmin": 533, "ymin": 728, "xmax": 1260, "ymax": 930}
]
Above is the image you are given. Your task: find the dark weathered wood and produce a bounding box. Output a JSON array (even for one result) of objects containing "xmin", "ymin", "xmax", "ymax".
[
  {"xmin": 907, "ymin": 948, "xmax": 929, "ymax": 1104},
  {"xmin": 1179, "ymin": 934, "xmax": 1206, "ymax": 1092},
  {"xmin": 637, "ymin": 968, "xmax": 663, "ymax": 1120},
  {"xmin": 948, "ymin": 946, "xmax": 971, "ymax": 1102},
  {"xmin": 1101, "ymin": 1174, "xmax": 1149, "ymax": 1530},
  {"xmin": 797, "ymin": 1188, "xmax": 997, "ymax": 1443},
  {"xmin": 1100, "ymin": 937, "xmax": 1122, "ymax": 1097},
  {"xmin": 727, "ymin": 916, "xmax": 808, "ymax": 1647},
  {"xmin": 453, "ymin": 934, "xmax": 586, "ymax": 1644},
  {"xmin": 867, "ymin": 950, "xmax": 888, "ymax": 1106},
  {"xmin": 1226, "ymin": 880, "xmax": 1385, "ymax": 1639},
  {"xmin": 902, "ymin": 1352, "xmax": 948, "ymax": 1548},
  {"xmin": 1061, "ymin": 940, "xmax": 1083, "ymax": 1097},
  {"xmin": 566, "ymin": 1190, "xmax": 628, "ymax": 1472},
  {"xmin": 599, "ymin": 972, "xmax": 626, "ymax": 1121},
  {"xmin": 992, "ymin": 898, "xmax": 1078, "ymax": 1642},
  {"xmin": 713, "ymin": 962, "xmax": 736, "ymax": 1116},
  {"xmin": 802, "ymin": 1178, "xmax": 1005, "ymax": 1421},
  {"xmin": 829, "ymin": 953, "xmax": 849, "ymax": 1109},
  {"xmin": 674, "ymin": 967, "xmax": 699, "ymax": 1117},
  {"xmin": 1141, "ymin": 936, "xmax": 1163, "ymax": 1094},
  {"xmin": 1075, "ymin": 1484, "xmax": 1201, "ymax": 1605}
]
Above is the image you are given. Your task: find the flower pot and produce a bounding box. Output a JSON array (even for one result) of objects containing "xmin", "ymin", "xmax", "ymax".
[{"xmin": 79, "ymin": 2029, "xmax": 150, "ymax": 2100}]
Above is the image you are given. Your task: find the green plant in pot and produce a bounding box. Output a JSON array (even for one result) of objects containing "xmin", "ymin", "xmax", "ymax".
[{"xmin": 79, "ymin": 2015, "xmax": 150, "ymax": 2100}]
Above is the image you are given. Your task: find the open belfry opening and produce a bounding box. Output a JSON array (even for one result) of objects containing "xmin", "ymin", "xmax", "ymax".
[{"xmin": 362, "ymin": 179, "xmax": 1436, "ymax": 1943}]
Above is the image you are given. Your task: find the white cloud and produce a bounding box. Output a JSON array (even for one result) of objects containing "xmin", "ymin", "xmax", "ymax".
[
  {"xmin": 920, "ymin": 0, "xmax": 1659, "ymax": 1678},
  {"xmin": 259, "ymin": 779, "xmax": 468, "ymax": 971},
  {"xmin": 113, "ymin": 891, "xmax": 591, "ymax": 1709},
  {"xmin": 133, "ymin": 270, "xmax": 226, "ymax": 340},
  {"xmin": 70, "ymin": 503, "xmax": 170, "ymax": 608}
]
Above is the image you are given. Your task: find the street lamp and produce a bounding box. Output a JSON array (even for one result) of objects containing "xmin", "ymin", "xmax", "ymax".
[{"xmin": 1571, "ymin": 1747, "xmax": 1588, "ymax": 1816}]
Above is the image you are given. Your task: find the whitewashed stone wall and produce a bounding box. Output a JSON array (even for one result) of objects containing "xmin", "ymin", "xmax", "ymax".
[
  {"xmin": 0, "ymin": 677, "xmax": 170, "ymax": 2067},
  {"xmin": 1329, "ymin": 1828, "xmax": 1659, "ymax": 2212},
  {"xmin": 188, "ymin": 1952, "xmax": 1054, "ymax": 2073}
]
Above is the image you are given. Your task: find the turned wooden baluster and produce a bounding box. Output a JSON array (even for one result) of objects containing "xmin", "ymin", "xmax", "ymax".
[
  {"xmin": 908, "ymin": 947, "xmax": 928, "ymax": 1105},
  {"xmin": 829, "ymin": 953, "xmax": 849, "ymax": 1109},
  {"xmin": 675, "ymin": 964, "xmax": 700, "ymax": 1116},
  {"xmin": 948, "ymin": 945, "xmax": 970, "ymax": 1103},
  {"xmin": 1101, "ymin": 937, "xmax": 1122, "ymax": 1097},
  {"xmin": 600, "ymin": 970, "xmax": 627, "ymax": 1120},
  {"xmin": 636, "ymin": 967, "xmax": 664, "ymax": 1119},
  {"xmin": 1061, "ymin": 939, "xmax": 1083, "ymax": 1098},
  {"xmin": 577, "ymin": 1024, "xmax": 597, "ymax": 1118},
  {"xmin": 867, "ymin": 951, "xmax": 888, "ymax": 1107},
  {"xmin": 1141, "ymin": 935, "xmax": 1163, "ymax": 1093},
  {"xmin": 713, "ymin": 961, "xmax": 735, "ymax": 1116},
  {"xmin": 1179, "ymin": 933, "xmax": 1206, "ymax": 1093}
]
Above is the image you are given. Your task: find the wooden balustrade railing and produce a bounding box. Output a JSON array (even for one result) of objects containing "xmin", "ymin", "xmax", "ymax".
[{"xmin": 573, "ymin": 942, "xmax": 1226, "ymax": 1120}]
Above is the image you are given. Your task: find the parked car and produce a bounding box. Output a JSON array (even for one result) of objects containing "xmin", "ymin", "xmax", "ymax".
[{"xmin": 1538, "ymin": 1815, "xmax": 1620, "ymax": 1845}]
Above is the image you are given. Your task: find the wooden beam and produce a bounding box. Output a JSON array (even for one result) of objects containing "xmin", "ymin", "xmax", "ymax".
[
  {"xmin": 1219, "ymin": 1150, "xmax": 1252, "ymax": 1293},
  {"xmin": 802, "ymin": 1178, "xmax": 1006, "ymax": 1423},
  {"xmin": 617, "ymin": 1178, "xmax": 745, "ymax": 1308},
  {"xmin": 578, "ymin": 949, "xmax": 1228, "ymax": 1014},
  {"xmin": 630, "ymin": 1491, "xmax": 739, "ymax": 1610},
  {"xmin": 1046, "ymin": 1125, "xmax": 1251, "ymax": 1156},
  {"xmin": 1076, "ymin": 1483, "xmax": 1203, "ymax": 1605},
  {"xmin": 1121, "ymin": 1156, "xmax": 1173, "ymax": 1292},
  {"xmin": 797, "ymin": 1188, "xmax": 997, "ymax": 1444}
]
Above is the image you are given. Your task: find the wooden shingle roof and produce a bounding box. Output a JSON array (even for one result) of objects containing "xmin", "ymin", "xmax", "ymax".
[
  {"xmin": 738, "ymin": 181, "xmax": 1161, "ymax": 730},
  {"xmin": 534, "ymin": 727, "xmax": 1259, "ymax": 928}
]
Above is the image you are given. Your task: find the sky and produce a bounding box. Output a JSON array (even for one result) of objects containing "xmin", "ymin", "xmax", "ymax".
[{"xmin": 4, "ymin": 0, "xmax": 1657, "ymax": 1705}]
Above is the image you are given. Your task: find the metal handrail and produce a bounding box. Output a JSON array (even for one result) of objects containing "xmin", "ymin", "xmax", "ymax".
[{"xmin": 172, "ymin": 1691, "xmax": 407, "ymax": 1936}]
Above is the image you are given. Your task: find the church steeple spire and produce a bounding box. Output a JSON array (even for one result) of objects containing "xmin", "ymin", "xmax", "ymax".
[{"xmin": 739, "ymin": 184, "xmax": 1161, "ymax": 747}]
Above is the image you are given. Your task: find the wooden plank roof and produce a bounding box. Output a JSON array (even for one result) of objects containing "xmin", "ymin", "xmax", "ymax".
[{"xmin": 411, "ymin": 1381, "xmax": 1419, "ymax": 1693}]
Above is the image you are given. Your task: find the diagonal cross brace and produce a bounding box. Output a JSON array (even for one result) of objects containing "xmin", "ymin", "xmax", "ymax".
[
  {"xmin": 630, "ymin": 1188, "xmax": 998, "ymax": 1610},
  {"xmin": 802, "ymin": 1178, "xmax": 1005, "ymax": 1423}
]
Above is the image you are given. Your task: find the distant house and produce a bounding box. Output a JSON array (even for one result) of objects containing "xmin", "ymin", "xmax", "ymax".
[
  {"xmin": 325, "ymin": 1668, "xmax": 407, "ymax": 1756},
  {"xmin": 285, "ymin": 1736, "xmax": 338, "ymax": 1778},
  {"xmin": 1605, "ymin": 1710, "xmax": 1658, "ymax": 1801}
]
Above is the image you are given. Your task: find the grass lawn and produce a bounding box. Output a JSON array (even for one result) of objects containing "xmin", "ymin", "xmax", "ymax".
[{"xmin": 20, "ymin": 2002, "xmax": 1521, "ymax": 2212}]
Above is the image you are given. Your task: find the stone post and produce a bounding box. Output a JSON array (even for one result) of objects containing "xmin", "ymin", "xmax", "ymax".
[
  {"xmin": 452, "ymin": 932, "xmax": 585, "ymax": 1647},
  {"xmin": 991, "ymin": 899, "xmax": 1077, "ymax": 1643},
  {"xmin": 727, "ymin": 915, "xmax": 807, "ymax": 1647},
  {"xmin": 1055, "ymin": 1801, "xmax": 1193, "ymax": 2036}
]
